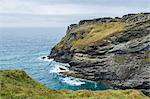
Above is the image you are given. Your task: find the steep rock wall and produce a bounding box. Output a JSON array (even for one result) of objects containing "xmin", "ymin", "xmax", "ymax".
[{"xmin": 48, "ymin": 13, "xmax": 150, "ymax": 96}]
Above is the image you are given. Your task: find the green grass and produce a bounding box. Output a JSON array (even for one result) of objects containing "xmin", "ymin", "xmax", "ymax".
[
  {"xmin": 55, "ymin": 22, "xmax": 127, "ymax": 49},
  {"xmin": 72, "ymin": 22, "xmax": 126, "ymax": 48},
  {"xmin": 0, "ymin": 70, "xmax": 149, "ymax": 99}
]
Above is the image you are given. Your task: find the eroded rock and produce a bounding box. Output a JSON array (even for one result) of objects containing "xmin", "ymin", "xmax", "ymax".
[{"xmin": 49, "ymin": 13, "xmax": 150, "ymax": 96}]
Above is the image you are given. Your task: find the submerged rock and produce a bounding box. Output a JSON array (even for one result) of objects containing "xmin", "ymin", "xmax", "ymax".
[
  {"xmin": 42, "ymin": 56, "xmax": 46, "ymax": 59},
  {"xmin": 59, "ymin": 67, "xmax": 66, "ymax": 70}
]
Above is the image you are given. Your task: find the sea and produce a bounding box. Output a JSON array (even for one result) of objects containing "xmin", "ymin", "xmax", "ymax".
[{"xmin": 0, "ymin": 27, "xmax": 108, "ymax": 90}]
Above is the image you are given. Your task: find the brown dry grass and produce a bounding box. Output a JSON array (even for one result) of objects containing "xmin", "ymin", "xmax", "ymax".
[{"xmin": 72, "ymin": 22, "xmax": 127, "ymax": 48}]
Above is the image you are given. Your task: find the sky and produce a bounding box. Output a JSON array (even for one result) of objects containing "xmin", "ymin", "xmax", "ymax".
[{"xmin": 0, "ymin": 0, "xmax": 149, "ymax": 28}]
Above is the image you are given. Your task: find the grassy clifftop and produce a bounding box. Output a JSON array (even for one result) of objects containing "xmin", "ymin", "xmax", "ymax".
[
  {"xmin": 53, "ymin": 13, "xmax": 149, "ymax": 51},
  {"xmin": 55, "ymin": 22, "xmax": 127, "ymax": 49},
  {"xmin": 72, "ymin": 22, "xmax": 126, "ymax": 48},
  {"xmin": 0, "ymin": 70, "xmax": 149, "ymax": 99}
]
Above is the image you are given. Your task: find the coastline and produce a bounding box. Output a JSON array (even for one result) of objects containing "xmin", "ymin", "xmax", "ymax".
[{"xmin": 48, "ymin": 13, "xmax": 150, "ymax": 96}]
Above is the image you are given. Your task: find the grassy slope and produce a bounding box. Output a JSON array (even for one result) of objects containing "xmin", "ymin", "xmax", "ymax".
[
  {"xmin": 0, "ymin": 70, "xmax": 149, "ymax": 99},
  {"xmin": 72, "ymin": 22, "xmax": 126, "ymax": 48},
  {"xmin": 56, "ymin": 22, "xmax": 127, "ymax": 49}
]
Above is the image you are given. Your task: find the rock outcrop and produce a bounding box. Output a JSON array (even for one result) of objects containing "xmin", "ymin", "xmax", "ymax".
[{"xmin": 48, "ymin": 13, "xmax": 150, "ymax": 96}]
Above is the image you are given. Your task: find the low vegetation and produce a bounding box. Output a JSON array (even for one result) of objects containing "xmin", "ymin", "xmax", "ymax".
[
  {"xmin": 72, "ymin": 22, "xmax": 126, "ymax": 48},
  {"xmin": 55, "ymin": 22, "xmax": 127, "ymax": 49},
  {"xmin": 0, "ymin": 70, "xmax": 149, "ymax": 99}
]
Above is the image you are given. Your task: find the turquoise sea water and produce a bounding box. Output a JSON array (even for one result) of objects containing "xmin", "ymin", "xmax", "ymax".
[{"xmin": 0, "ymin": 28, "xmax": 108, "ymax": 90}]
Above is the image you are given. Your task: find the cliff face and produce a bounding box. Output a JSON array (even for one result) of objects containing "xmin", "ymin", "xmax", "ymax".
[{"xmin": 48, "ymin": 13, "xmax": 150, "ymax": 96}]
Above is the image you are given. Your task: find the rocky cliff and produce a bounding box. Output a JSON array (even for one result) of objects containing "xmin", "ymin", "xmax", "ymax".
[{"xmin": 48, "ymin": 13, "xmax": 150, "ymax": 96}]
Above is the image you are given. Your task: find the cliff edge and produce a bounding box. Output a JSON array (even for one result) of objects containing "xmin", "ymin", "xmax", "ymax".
[
  {"xmin": 49, "ymin": 13, "xmax": 150, "ymax": 96},
  {"xmin": 1, "ymin": 70, "xmax": 149, "ymax": 99}
]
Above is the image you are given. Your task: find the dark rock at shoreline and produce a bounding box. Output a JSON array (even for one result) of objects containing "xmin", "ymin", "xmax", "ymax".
[
  {"xmin": 42, "ymin": 56, "xmax": 46, "ymax": 59},
  {"xmin": 59, "ymin": 67, "xmax": 66, "ymax": 71}
]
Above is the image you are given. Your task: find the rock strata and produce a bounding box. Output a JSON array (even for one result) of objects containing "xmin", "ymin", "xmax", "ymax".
[{"xmin": 49, "ymin": 13, "xmax": 150, "ymax": 96}]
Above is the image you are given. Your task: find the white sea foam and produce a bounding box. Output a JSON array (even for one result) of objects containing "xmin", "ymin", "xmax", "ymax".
[
  {"xmin": 45, "ymin": 57, "xmax": 85, "ymax": 86},
  {"xmin": 60, "ymin": 77, "xmax": 85, "ymax": 86}
]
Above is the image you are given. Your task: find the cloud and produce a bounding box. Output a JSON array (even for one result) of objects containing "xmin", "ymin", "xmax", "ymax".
[
  {"xmin": 0, "ymin": 14, "xmax": 72, "ymax": 27},
  {"xmin": 1, "ymin": 0, "xmax": 149, "ymax": 16},
  {"xmin": 0, "ymin": 0, "xmax": 149, "ymax": 27},
  {"xmin": 0, "ymin": 0, "xmax": 98, "ymax": 15}
]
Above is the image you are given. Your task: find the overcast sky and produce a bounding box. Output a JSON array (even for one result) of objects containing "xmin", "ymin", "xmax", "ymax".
[{"xmin": 0, "ymin": 0, "xmax": 149, "ymax": 27}]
